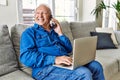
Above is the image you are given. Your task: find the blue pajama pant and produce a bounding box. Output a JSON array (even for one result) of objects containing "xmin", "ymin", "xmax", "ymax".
[{"xmin": 34, "ymin": 60, "xmax": 105, "ymax": 80}]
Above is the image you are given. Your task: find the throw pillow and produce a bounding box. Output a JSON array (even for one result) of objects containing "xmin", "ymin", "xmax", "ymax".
[
  {"xmin": 0, "ymin": 25, "xmax": 18, "ymax": 76},
  {"xmin": 11, "ymin": 24, "xmax": 31, "ymax": 68},
  {"xmin": 90, "ymin": 32, "xmax": 117, "ymax": 49},
  {"xmin": 96, "ymin": 28, "xmax": 118, "ymax": 47}
]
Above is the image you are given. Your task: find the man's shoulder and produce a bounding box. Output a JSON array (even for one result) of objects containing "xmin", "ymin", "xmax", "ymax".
[{"xmin": 22, "ymin": 26, "xmax": 35, "ymax": 35}]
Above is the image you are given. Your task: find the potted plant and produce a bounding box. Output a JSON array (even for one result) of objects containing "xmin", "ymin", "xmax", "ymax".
[
  {"xmin": 91, "ymin": 1, "xmax": 110, "ymax": 18},
  {"xmin": 112, "ymin": 0, "xmax": 120, "ymax": 30},
  {"xmin": 91, "ymin": 0, "xmax": 120, "ymax": 30}
]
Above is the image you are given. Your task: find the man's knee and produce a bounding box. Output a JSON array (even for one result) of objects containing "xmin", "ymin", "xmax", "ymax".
[
  {"xmin": 86, "ymin": 60, "xmax": 104, "ymax": 73},
  {"xmin": 74, "ymin": 66, "xmax": 92, "ymax": 78}
]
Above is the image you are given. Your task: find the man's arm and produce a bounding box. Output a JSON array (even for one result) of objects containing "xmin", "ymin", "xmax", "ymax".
[
  {"xmin": 37, "ymin": 34, "xmax": 72, "ymax": 56},
  {"xmin": 58, "ymin": 35, "xmax": 72, "ymax": 53},
  {"xmin": 51, "ymin": 18, "xmax": 72, "ymax": 54}
]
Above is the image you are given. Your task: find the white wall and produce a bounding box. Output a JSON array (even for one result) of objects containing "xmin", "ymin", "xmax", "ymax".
[
  {"xmin": 77, "ymin": 0, "xmax": 96, "ymax": 22},
  {"xmin": 82, "ymin": 0, "xmax": 96, "ymax": 22},
  {"xmin": 108, "ymin": 0, "xmax": 117, "ymax": 30},
  {"xmin": 0, "ymin": 0, "xmax": 20, "ymax": 28},
  {"xmin": 77, "ymin": 0, "xmax": 83, "ymax": 21}
]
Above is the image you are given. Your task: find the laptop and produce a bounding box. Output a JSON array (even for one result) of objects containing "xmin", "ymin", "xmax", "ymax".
[{"xmin": 54, "ymin": 36, "xmax": 97, "ymax": 70}]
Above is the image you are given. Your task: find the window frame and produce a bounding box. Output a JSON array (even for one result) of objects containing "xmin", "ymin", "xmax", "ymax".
[{"xmin": 20, "ymin": 0, "xmax": 77, "ymax": 24}]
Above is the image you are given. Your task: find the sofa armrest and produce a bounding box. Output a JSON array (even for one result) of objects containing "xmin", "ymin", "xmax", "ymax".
[{"xmin": 114, "ymin": 31, "xmax": 120, "ymax": 45}]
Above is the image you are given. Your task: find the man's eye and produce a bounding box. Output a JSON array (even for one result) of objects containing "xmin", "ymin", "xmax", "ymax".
[
  {"xmin": 36, "ymin": 12, "xmax": 39, "ymax": 14},
  {"xmin": 35, "ymin": 12, "xmax": 48, "ymax": 15}
]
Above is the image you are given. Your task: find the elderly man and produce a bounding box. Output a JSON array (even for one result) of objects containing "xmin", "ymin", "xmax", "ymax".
[{"xmin": 20, "ymin": 4, "xmax": 105, "ymax": 80}]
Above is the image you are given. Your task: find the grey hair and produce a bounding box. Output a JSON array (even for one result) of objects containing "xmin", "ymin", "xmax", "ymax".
[{"xmin": 35, "ymin": 4, "xmax": 52, "ymax": 15}]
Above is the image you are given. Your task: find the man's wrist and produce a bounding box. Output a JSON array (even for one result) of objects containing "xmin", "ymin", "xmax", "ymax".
[{"xmin": 58, "ymin": 33, "xmax": 63, "ymax": 36}]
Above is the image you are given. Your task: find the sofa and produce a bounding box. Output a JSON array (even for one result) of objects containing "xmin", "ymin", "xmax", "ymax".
[{"xmin": 0, "ymin": 21, "xmax": 120, "ymax": 80}]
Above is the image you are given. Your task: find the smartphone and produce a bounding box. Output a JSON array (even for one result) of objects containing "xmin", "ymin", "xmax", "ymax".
[
  {"xmin": 50, "ymin": 21, "xmax": 57, "ymax": 29},
  {"xmin": 50, "ymin": 15, "xmax": 57, "ymax": 29}
]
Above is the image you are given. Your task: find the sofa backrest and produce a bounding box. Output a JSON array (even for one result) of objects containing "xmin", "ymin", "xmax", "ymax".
[
  {"xmin": 70, "ymin": 21, "xmax": 98, "ymax": 39},
  {"xmin": 11, "ymin": 24, "xmax": 32, "ymax": 67},
  {"xmin": 10, "ymin": 21, "xmax": 97, "ymax": 68},
  {"xmin": 60, "ymin": 21, "xmax": 73, "ymax": 44},
  {"xmin": 0, "ymin": 25, "xmax": 18, "ymax": 76}
]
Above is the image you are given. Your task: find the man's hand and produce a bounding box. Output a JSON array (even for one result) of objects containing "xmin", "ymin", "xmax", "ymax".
[
  {"xmin": 50, "ymin": 18, "xmax": 63, "ymax": 36},
  {"xmin": 55, "ymin": 56, "xmax": 72, "ymax": 66}
]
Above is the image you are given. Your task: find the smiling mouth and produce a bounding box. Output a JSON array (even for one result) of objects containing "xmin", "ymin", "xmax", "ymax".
[{"xmin": 37, "ymin": 18, "xmax": 44, "ymax": 21}]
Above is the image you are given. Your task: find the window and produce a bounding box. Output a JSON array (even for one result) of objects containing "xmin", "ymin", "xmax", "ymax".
[
  {"xmin": 102, "ymin": 0, "xmax": 117, "ymax": 30},
  {"xmin": 22, "ymin": 0, "xmax": 36, "ymax": 24},
  {"xmin": 55, "ymin": 0, "xmax": 76, "ymax": 21},
  {"xmin": 22, "ymin": 0, "xmax": 77, "ymax": 24}
]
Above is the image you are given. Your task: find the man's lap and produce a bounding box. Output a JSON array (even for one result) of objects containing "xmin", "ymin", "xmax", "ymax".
[{"xmin": 34, "ymin": 61, "xmax": 100, "ymax": 80}]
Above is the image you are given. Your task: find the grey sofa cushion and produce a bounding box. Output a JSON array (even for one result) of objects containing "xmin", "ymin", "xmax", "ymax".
[
  {"xmin": 96, "ymin": 46, "xmax": 120, "ymax": 80},
  {"xmin": 0, "ymin": 25, "xmax": 18, "ymax": 76},
  {"xmin": 114, "ymin": 31, "xmax": 120, "ymax": 45},
  {"xmin": 21, "ymin": 67, "xmax": 32, "ymax": 76},
  {"xmin": 0, "ymin": 70, "xmax": 34, "ymax": 80},
  {"xmin": 70, "ymin": 21, "xmax": 97, "ymax": 39},
  {"xmin": 60, "ymin": 21, "xmax": 73, "ymax": 44},
  {"xmin": 96, "ymin": 57, "xmax": 118, "ymax": 80},
  {"xmin": 11, "ymin": 24, "xmax": 31, "ymax": 67}
]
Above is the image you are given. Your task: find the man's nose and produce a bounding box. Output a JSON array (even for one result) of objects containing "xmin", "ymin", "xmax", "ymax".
[{"xmin": 39, "ymin": 13, "xmax": 44, "ymax": 17}]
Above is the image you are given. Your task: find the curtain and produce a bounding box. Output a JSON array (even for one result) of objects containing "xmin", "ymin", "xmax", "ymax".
[{"xmin": 102, "ymin": 0, "xmax": 117, "ymax": 30}]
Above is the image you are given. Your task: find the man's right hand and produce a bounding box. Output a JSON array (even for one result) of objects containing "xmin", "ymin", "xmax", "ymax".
[{"xmin": 55, "ymin": 56, "xmax": 72, "ymax": 66}]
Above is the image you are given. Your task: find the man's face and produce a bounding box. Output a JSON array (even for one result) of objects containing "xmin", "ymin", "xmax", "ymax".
[{"xmin": 34, "ymin": 5, "xmax": 51, "ymax": 26}]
